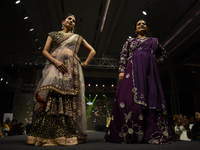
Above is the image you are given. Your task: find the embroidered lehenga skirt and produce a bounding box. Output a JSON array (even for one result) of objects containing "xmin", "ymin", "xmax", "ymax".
[{"xmin": 26, "ymin": 33, "xmax": 87, "ymax": 146}]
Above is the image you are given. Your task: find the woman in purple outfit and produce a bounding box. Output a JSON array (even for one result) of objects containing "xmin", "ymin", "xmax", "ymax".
[{"xmin": 104, "ymin": 19, "xmax": 174, "ymax": 144}]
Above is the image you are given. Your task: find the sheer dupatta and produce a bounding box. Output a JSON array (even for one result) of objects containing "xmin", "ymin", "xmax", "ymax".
[{"xmin": 34, "ymin": 32, "xmax": 87, "ymax": 136}]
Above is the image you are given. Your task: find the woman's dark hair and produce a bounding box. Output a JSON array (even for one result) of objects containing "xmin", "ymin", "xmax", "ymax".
[
  {"xmin": 58, "ymin": 13, "xmax": 77, "ymax": 31},
  {"xmin": 129, "ymin": 19, "xmax": 150, "ymax": 37}
]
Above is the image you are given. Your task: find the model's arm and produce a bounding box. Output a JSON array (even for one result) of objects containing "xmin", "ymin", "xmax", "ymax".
[
  {"xmin": 156, "ymin": 40, "xmax": 167, "ymax": 64},
  {"xmin": 81, "ymin": 39, "xmax": 96, "ymax": 66},
  {"xmin": 42, "ymin": 36, "xmax": 68, "ymax": 74},
  {"xmin": 119, "ymin": 39, "xmax": 130, "ymax": 82}
]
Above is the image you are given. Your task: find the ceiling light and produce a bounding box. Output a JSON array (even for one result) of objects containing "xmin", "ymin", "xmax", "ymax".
[
  {"xmin": 142, "ymin": 11, "xmax": 147, "ymax": 15},
  {"xmin": 24, "ymin": 16, "xmax": 28, "ymax": 20},
  {"xmin": 15, "ymin": 0, "xmax": 20, "ymax": 4},
  {"xmin": 87, "ymin": 102, "xmax": 93, "ymax": 105}
]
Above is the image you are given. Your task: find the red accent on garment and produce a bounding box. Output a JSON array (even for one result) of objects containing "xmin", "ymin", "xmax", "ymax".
[{"xmin": 36, "ymin": 92, "xmax": 45, "ymax": 109}]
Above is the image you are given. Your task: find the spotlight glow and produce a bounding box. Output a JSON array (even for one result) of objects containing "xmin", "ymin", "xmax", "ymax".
[
  {"xmin": 142, "ymin": 11, "xmax": 147, "ymax": 15},
  {"xmin": 87, "ymin": 102, "xmax": 93, "ymax": 105},
  {"xmin": 15, "ymin": 0, "xmax": 20, "ymax": 4}
]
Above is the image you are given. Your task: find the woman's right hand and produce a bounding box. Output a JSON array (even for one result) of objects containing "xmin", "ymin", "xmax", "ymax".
[
  {"xmin": 53, "ymin": 59, "xmax": 68, "ymax": 74},
  {"xmin": 119, "ymin": 73, "xmax": 125, "ymax": 82}
]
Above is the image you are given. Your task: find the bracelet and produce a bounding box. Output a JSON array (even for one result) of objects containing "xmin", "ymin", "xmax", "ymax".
[
  {"xmin": 51, "ymin": 58, "xmax": 55, "ymax": 63},
  {"xmin": 82, "ymin": 62, "xmax": 87, "ymax": 67}
]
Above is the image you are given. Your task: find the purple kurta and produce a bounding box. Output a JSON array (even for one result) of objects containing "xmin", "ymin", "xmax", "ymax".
[{"xmin": 104, "ymin": 37, "xmax": 173, "ymax": 144}]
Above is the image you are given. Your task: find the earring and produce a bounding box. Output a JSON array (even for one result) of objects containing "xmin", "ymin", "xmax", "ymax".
[{"xmin": 61, "ymin": 24, "xmax": 64, "ymax": 30}]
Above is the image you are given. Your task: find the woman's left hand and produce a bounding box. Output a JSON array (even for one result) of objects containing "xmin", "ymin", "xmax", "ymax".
[
  {"xmin": 81, "ymin": 62, "xmax": 87, "ymax": 68},
  {"xmin": 53, "ymin": 59, "xmax": 68, "ymax": 74}
]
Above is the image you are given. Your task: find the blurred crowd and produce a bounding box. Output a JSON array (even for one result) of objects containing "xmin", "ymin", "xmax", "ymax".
[
  {"xmin": 0, "ymin": 118, "xmax": 25, "ymax": 137},
  {"xmin": 173, "ymin": 111, "xmax": 200, "ymax": 141},
  {"xmin": 1, "ymin": 111, "xmax": 200, "ymax": 142}
]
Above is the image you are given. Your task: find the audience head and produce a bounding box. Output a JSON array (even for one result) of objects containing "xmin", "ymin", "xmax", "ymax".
[
  {"xmin": 195, "ymin": 111, "xmax": 200, "ymax": 122},
  {"xmin": 11, "ymin": 119, "xmax": 18, "ymax": 125}
]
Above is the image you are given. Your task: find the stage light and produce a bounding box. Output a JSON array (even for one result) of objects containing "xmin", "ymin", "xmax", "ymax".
[
  {"xmin": 1, "ymin": 78, "xmax": 3, "ymax": 81},
  {"xmin": 142, "ymin": 11, "xmax": 147, "ymax": 15},
  {"xmin": 96, "ymin": 84, "xmax": 98, "ymax": 87},
  {"xmin": 111, "ymin": 84, "xmax": 114, "ymax": 87},
  {"xmin": 102, "ymin": 85, "xmax": 105, "ymax": 87},
  {"xmin": 38, "ymin": 47, "xmax": 41, "ymax": 50},
  {"xmin": 142, "ymin": 5, "xmax": 149, "ymax": 16},
  {"xmin": 87, "ymin": 102, "xmax": 93, "ymax": 105},
  {"xmin": 6, "ymin": 82, "xmax": 8, "ymax": 84},
  {"xmin": 15, "ymin": 0, "xmax": 20, "ymax": 4},
  {"xmin": 24, "ymin": 16, "xmax": 28, "ymax": 20},
  {"xmin": 88, "ymin": 84, "xmax": 91, "ymax": 86},
  {"xmin": 30, "ymin": 28, "xmax": 34, "ymax": 31}
]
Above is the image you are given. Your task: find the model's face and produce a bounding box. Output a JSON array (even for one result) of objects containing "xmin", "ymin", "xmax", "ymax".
[
  {"xmin": 195, "ymin": 112, "xmax": 200, "ymax": 121},
  {"xmin": 62, "ymin": 15, "xmax": 76, "ymax": 29},
  {"xmin": 135, "ymin": 20, "xmax": 148, "ymax": 35}
]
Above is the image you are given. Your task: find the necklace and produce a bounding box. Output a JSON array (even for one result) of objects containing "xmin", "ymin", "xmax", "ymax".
[{"xmin": 60, "ymin": 31, "xmax": 73, "ymax": 36}]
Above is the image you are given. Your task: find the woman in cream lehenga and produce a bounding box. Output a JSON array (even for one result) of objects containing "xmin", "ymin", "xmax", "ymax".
[{"xmin": 26, "ymin": 14, "xmax": 96, "ymax": 146}]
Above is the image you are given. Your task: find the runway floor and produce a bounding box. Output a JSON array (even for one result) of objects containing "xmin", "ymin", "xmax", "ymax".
[{"xmin": 0, "ymin": 131, "xmax": 200, "ymax": 150}]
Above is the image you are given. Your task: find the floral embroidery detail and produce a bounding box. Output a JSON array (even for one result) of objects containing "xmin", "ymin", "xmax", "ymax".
[
  {"xmin": 121, "ymin": 111, "xmax": 143, "ymax": 143},
  {"xmin": 162, "ymin": 104, "xmax": 165, "ymax": 108},
  {"xmin": 120, "ymin": 102, "xmax": 125, "ymax": 108},
  {"xmin": 132, "ymin": 87, "xmax": 137, "ymax": 93},
  {"xmin": 163, "ymin": 130, "xmax": 168, "ymax": 137},
  {"xmin": 124, "ymin": 111, "xmax": 132, "ymax": 122},
  {"xmin": 119, "ymin": 132, "xmax": 123, "ymax": 137},
  {"xmin": 139, "ymin": 114, "xmax": 143, "ymax": 120},
  {"xmin": 126, "ymin": 73, "xmax": 130, "ymax": 78},
  {"xmin": 138, "ymin": 47, "xmax": 142, "ymax": 50},
  {"xmin": 140, "ymin": 94, "xmax": 144, "ymax": 99},
  {"xmin": 137, "ymin": 130, "xmax": 144, "ymax": 141},
  {"xmin": 148, "ymin": 117, "xmax": 173, "ymax": 144},
  {"xmin": 108, "ymin": 130, "xmax": 110, "ymax": 135},
  {"xmin": 128, "ymin": 128, "xmax": 133, "ymax": 134},
  {"xmin": 112, "ymin": 115, "xmax": 114, "ymax": 121}
]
